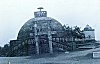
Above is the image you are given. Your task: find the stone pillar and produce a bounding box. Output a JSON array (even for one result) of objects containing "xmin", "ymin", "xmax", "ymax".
[
  {"xmin": 35, "ymin": 35, "xmax": 39, "ymax": 54},
  {"xmin": 48, "ymin": 31, "xmax": 53, "ymax": 54},
  {"xmin": 34, "ymin": 22, "xmax": 39, "ymax": 55}
]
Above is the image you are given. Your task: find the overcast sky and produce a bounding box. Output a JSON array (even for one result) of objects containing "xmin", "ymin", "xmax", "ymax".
[{"xmin": 0, "ymin": 0, "xmax": 100, "ymax": 46}]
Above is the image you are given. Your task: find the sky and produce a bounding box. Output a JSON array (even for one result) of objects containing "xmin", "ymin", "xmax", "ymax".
[{"xmin": 0, "ymin": 0, "xmax": 100, "ymax": 46}]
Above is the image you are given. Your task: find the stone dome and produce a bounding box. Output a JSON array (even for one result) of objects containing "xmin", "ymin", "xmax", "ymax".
[
  {"xmin": 84, "ymin": 25, "xmax": 94, "ymax": 31},
  {"xmin": 17, "ymin": 17, "xmax": 63, "ymax": 40}
]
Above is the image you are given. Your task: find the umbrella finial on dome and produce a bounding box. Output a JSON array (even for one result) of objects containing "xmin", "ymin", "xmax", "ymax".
[{"xmin": 37, "ymin": 7, "xmax": 44, "ymax": 11}]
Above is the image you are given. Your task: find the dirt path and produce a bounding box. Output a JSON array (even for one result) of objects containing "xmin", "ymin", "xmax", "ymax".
[{"xmin": 31, "ymin": 48, "xmax": 100, "ymax": 64}]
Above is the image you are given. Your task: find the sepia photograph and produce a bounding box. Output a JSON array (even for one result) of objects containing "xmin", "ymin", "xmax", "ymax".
[{"xmin": 0, "ymin": 0, "xmax": 100, "ymax": 64}]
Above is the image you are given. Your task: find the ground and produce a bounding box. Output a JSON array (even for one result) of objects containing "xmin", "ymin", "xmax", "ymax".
[{"xmin": 1, "ymin": 48, "xmax": 100, "ymax": 64}]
